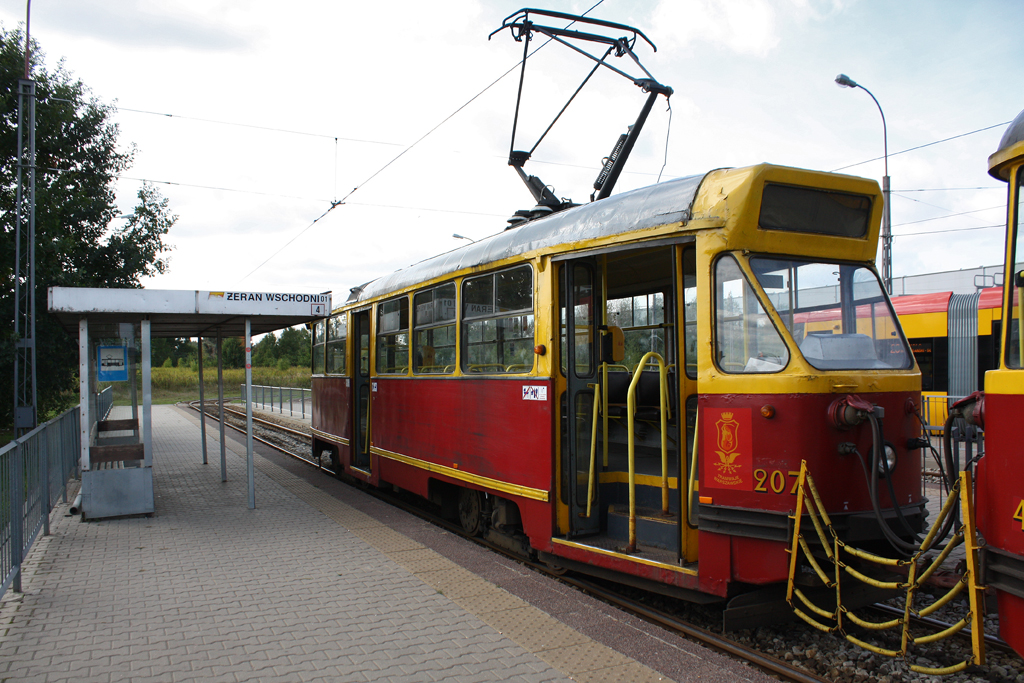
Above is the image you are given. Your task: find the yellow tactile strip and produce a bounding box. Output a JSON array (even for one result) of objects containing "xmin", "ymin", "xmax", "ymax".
[{"xmin": 240, "ymin": 435, "xmax": 668, "ymax": 683}]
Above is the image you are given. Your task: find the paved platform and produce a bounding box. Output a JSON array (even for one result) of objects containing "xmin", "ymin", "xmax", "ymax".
[{"xmin": 0, "ymin": 405, "xmax": 769, "ymax": 683}]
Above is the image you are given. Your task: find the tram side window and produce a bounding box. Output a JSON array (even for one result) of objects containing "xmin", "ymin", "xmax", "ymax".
[
  {"xmin": 1009, "ymin": 169, "xmax": 1023, "ymax": 369},
  {"xmin": 606, "ymin": 293, "xmax": 665, "ymax": 370},
  {"xmin": 376, "ymin": 297, "xmax": 409, "ymax": 374},
  {"xmin": 414, "ymin": 283, "xmax": 456, "ymax": 374},
  {"xmin": 462, "ymin": 265, "xmax": 535, "ymax": 373},
  {"xmin": 715, "ymin": 255, "xmax": 789, "ymax": 373},
  {"xmin": 326, "ymin": 314, "xmax": 347, "ymax": 375},
  {"xmin": 312, "ymin": 320, "xmax": 326, "ymax": 374}
]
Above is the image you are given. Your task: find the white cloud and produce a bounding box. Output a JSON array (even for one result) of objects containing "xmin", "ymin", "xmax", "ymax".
[{"xmin": 652, "ymin": 0, "xmax": 782, "ymax": 56}]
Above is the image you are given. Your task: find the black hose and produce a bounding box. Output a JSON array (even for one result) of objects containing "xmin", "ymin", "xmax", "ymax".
[
  {"xmin": 866, "ymin": 413, "xmax": 956, "ymax": 556},
  {"xmin": 866, "ymin": 415, "xmax": 920, "ymax": 556}
]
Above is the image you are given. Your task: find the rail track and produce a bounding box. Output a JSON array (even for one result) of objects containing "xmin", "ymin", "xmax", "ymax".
[{"xmin": 187, "ymin": 400, "xmax": 1021, "ymax": 683}]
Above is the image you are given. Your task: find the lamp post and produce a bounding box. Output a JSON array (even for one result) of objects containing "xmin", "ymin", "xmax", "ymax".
[
  {"xmin": 453, "ymin": 233, "xmax": 476, "ymax": 243},
  {"xmin": 836, "ymin": 73, "xmax": 891, "ymax": 295}
]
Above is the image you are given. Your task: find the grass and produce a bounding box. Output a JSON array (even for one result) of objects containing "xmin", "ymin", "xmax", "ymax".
[{"xmin": 105, "ymin": 366, "xmax": 312, "ymax": 405}]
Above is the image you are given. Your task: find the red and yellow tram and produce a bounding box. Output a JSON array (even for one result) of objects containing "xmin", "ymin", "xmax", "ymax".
[
  {"xmin": 310, "ymin": 162, "xmax": 926, "ymax": 623},
  {"xmin": 970, "ymin": 107, "xmax": 1024, "ymax": 658}
]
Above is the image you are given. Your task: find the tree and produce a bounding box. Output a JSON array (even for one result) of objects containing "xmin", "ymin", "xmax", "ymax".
[
  {"xmin": 222, "ymin": 337, "xmax": 245, "ymax": 369},
  {"xmin": 252, "ymin": 333, "xmax": 279, "ymax": 367},
  {"xmin": 0, "ymin": 27, "xmax": 176, "ymax": 429},
  {"xmin": 277, "ymin": 326, "xmax": 311, "ymax": 368}
]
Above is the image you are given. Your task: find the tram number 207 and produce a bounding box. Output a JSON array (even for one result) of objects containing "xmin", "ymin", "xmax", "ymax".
[{"xmin": 754, "ymin": 469, "xmax": 801, "ymax": 495}]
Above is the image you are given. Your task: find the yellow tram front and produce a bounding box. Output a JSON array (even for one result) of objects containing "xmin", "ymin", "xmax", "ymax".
[
  {"xmin": 549, "ymin": 163, "xmax": 924, "ymax": 604},
  {"xmin": 688, "ymin": 166, "xmax": 923, "ymax": 595}
]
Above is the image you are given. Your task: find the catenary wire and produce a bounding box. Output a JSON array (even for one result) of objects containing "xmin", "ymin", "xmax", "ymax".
[
  {"xmin": 238, "ymin": 0, "xmax": 607, "ymax": 283},
  {"xmin": 830, "ymin": 120, "xmax": 1012, "ymax": 172}
]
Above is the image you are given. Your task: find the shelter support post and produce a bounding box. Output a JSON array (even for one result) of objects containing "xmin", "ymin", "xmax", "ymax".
[
  {"xmin": 198, "ymin": 336, "xmax": 207, "ymax": 464},
  {"xmin": 245, "ymin": 318, "xmax": 255, "ymax": 509},
  {"xmin": 78, "ymin": 319, "xmax": 89, "ymax": 473},
  {"xmin": 142, "ymin": 319, "xmax": 152, "ymax": 466},
  {"xmin": 217, "ymin": 332, "xmax": 226, "ymax": 482}
]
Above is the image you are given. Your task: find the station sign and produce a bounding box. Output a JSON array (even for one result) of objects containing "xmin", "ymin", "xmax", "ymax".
[{"xmin": 199, "ymin": 291, "xmax": 331, "ymax": 317}]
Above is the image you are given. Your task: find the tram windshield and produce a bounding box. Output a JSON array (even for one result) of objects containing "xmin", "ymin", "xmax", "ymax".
[{"xmin": 750, "ymin": 257, "xmax": 912, "ymax": 370}]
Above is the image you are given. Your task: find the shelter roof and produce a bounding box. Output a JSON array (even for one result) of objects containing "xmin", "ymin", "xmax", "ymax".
[{"xmin": 48, "ymin": 287, "xmax": 331, "ymax": 338}]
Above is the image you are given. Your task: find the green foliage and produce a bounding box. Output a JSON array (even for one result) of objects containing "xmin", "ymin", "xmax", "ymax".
[
  {"xmin": 151, "ymin": 337, "xmax": 194, "ymax": 368},
  {"xmin": 222, "ymin": 337, "xmax": 245, "ymax": 369},
  {"xmin": 0, "ymin": 28, "xmax": 176, "ymax": 429},
  {"xmin": 249, "ymin": 327, "xmax": 311, "ymax": 368},
  {"xmin": 161, "ymin": 357, "xmax": 173, "ymax": 368},
  {"xmin": 252, "ymin": 333, "xmax": 278, "ymax": 367}
]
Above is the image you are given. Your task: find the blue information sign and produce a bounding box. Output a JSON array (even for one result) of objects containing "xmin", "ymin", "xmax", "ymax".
[{"xmin": 97, "ymin": 345, "xmax": 129, "ymax": 382}]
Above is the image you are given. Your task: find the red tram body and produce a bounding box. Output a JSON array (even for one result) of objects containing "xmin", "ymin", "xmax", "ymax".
[
  {"xmin": 310, "ymin": 163, "xmax": 929, "ymax": 621},
  {"xmin": 971, "ymin": 107, "xmax": 1024, "ymax": 658}
]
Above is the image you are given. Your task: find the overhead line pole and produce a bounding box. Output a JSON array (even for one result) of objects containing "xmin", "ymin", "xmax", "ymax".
[{"xmin": 14, "ymin": 0, "xmax": 38, "ymax": 435}]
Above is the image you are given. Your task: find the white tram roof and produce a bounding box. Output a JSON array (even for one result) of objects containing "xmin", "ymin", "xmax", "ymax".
[
  {"xmin": 48, "ymin": 287, "xmax": 331, "ymax": 338},
  {"xmin": 348, "ymin": 173, "xmax": 707, "ymax": 305}
]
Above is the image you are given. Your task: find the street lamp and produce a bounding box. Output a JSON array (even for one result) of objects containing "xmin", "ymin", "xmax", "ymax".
[
  {"xmin": 835, "ymin": 73, "xmax": 892, "ymax": 295},
  {"xmin": 453, "ymin": 233, "xmax": 476, "ymax": 243}
]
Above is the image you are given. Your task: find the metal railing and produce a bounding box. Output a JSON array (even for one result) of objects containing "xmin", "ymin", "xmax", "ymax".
[
  {"xmin": 1, "ymin": 406, "xmax": 81, "ymax": 602},
  {"xmin": 239, "ymin": 384, "xmax": 311, "ymax": 419},
  {"xmin": 97, "ymin": 385, "xmax": 113, "ymax": 422}
]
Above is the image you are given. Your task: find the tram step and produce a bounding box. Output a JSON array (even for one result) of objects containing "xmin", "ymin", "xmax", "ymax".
[{"xmin": 606, "ymin": 504, "xmax": 679, "ymax": 552}]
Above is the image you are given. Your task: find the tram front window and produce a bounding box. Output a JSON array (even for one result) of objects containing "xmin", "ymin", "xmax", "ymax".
[
  {"xmin": 1008, "ymin": 168, "xmax": 1023, "ymax": 369},
  {"xmin": 750, "ymin": 257, "xmax": 912, "ymax": 370},
  {"xmin": 715, "ymin": 256, "xmax": 789, "ymax": 373}
]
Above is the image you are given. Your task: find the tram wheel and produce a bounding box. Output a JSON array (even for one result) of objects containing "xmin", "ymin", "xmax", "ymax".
[{"xmin": 458, "ymin": 488, "xmax": 483, "ymax": 536}]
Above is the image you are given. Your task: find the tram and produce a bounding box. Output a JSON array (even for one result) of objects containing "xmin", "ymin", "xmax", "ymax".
[
  {"xmin": 968, "ymin": 107, "xmax": 1024, "ymax": 658},
  {"xmin": 310, "ymin": 162, "xmax": 927, "ymax": 624}
]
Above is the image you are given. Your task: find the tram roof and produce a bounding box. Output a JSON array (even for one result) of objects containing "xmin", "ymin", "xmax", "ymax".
[
  {"xmin": 48, "ymin": 287, "xmax": 331, "ymax": 338},
  {"xmin": 348, "ymin": 172, "xmax": 707, "ymax": 305}
]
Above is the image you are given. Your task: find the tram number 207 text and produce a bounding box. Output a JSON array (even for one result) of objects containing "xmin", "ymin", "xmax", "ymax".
[{"xmin": 754, "ymin": 469, "xmax": 801, "ymax": 495}]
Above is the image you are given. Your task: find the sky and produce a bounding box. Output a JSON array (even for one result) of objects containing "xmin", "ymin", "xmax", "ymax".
[{"xmin": 2, "ymin": 0, "xmax": 1022, "ymax": 303}]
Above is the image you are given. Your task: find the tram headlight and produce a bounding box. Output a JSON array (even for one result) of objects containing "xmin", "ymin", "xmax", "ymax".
[{"xmin": 878, "ymin": 442, "xmax": 898, "ymax": 476}]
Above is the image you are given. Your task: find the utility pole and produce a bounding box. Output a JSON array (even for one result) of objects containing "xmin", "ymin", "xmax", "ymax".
[{"xmin": 14, "ymin": 0, "xmax": 37, "ymax": 435}]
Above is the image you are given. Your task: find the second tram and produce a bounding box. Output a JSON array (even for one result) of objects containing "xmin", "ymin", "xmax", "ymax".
[{"xmin": 969, "ymin": 107, "xmax": 1024, "ymax": 658}]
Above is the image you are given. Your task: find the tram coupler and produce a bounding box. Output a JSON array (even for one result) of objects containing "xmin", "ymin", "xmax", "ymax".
[
  {"xmin": 827, "ymin": 394, "xmax": 877, "ymax": 429},
  {"xmin": 951, "ymin": 390, "xmax": 986, "ymax": 429}
]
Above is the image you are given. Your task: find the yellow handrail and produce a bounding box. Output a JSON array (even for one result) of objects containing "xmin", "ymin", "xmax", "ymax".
[
  {"xmin": 687, "ymin": 407, "xmax": 699, "ymax": 527},
  {"xmin": 586, "ymin": 382, "xmax": 600, "ymax": 517},
  {"xmin": 625, "ymin": 351, "xmax": 668, "ymax": 551}
]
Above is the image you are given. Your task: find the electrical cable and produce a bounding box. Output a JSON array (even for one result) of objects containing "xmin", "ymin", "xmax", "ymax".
[
  {"xmin": 239, "ymin": 0, "xmax": 607, "ymax": 282},
  {"xmin": 892, "ymin": 205, "xmax": 1003, "ymax": 228},
  {"xmin": 830, "ymin": 120, "xmax": 1012, "ymax": 173},
  {"xmin": 657, "ymin": 98, "xmax": 672, "ymax": 184},
  {"xmin": 893, "ymin": 224, "xmax": 1002, "ymax": 238}
]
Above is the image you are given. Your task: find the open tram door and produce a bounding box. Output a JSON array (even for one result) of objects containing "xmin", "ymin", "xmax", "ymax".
[
  {"xmin": 556, "ymin": 244, "xmax": 697, "ymax": 562},
  {"xmin": 559, "ymin": 258, "xmax": 602, "ymax": 537},
  {"xmin": 352, "ymin": 309, "xmax": 372, "ymax": 473}
]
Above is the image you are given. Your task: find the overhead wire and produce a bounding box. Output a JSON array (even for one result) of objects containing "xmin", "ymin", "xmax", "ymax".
[
  {"xmin": 830, "ymin": 120, "xmax": 1012, "ymax": 172},
  {"xmin": 238, "ymin": 0, "xmax": 608, "ymax": 282}
]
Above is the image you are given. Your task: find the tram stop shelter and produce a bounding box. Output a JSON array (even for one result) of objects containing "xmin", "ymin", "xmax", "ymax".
[{"xmin": 48, "ymin": 287, "xmax": 330, "ymax": 520}]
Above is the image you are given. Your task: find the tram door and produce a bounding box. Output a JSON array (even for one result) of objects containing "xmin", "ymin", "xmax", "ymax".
[
  {"xmin": 561, "ymin": 259, "xmax": 601, "ymax": 537},
  {"xmin": 352, "ymin": 309, "xmax": 372, "ymax": 472}
]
